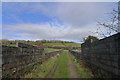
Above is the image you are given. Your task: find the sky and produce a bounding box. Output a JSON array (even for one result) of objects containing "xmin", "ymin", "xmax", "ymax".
[
  {"xmin": 2, "ymin": 2, "xmax": 118, "ymax": 43},
  {"xmin": 1, "ymin": 0, "xmax": 120, "ymax": 2}
]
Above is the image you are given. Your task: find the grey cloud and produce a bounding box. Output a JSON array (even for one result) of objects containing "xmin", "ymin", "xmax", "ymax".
[
  {"xmin": 2, "ymin": 2, "xmax": 117, "ymax": 41},
  {"xmin": 3, "ymin": 2, "xmax": 116, "ymax": 27},
  {"xmin": 3, "ymin": 23, "xmax": 100, "ymax": 41},
  {"xmin": 56, "ymin": 2, "xmax": 117, "ymax": 27}
]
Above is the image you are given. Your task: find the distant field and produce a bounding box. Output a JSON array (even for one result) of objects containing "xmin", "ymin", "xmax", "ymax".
[
  {"xmin": 43, "ymin": 43, "xmax": 80, "ymax": 47},
  {"xmin": 2, "ymin": 44, "xmax": 16, "ymax": 47},
  {"xmin": 43, "ymin": 43, "xmax": 64, "ymax": 47},
  {"xmin": 44, "ymin": 48, "xmax": 61, "ymax": 52}
]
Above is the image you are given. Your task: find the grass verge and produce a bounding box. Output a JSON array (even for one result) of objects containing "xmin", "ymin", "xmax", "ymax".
[
  {"xmin": 53, "ymin": 51, "xmax": 69, "ymax": 78},
  {"xmin": 69, "ymin": 53, "xmax": 90, "ymax": 78},
  {"xmin": 24, "ymin": 56, "xmax": 58, "ymax": 78}
]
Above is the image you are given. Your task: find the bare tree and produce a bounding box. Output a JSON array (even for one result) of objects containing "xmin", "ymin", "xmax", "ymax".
[{"xmin": 94, "ymin": 5, "xmax": 119, "ymax": 38}]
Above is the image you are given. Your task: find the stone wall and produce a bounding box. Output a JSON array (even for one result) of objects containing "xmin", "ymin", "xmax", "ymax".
[
  {"xmin": 81, "ymin": 33, "xmax": 120, "ymax": 78},
  {"xmin": 70, "ymin": 33, "xmax": 120, "ymax": 78},
  {"xmin": 2, "ymin": 43, "xmax": 60, "ymax": 78},
  {"xmin": 69, "ymin": 50, "xmax": 82, "ymax": 60}
]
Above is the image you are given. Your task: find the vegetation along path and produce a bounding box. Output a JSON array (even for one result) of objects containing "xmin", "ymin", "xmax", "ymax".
[
  {"xmin": 24, "ymin": 50, "xmax": 91, "ymax": 78},
  {"xmin": 52, "ymin": 50, "xmax": 69, "ymax": 78},
  {"xmin": 46, "ymin": 50, "xmax": 91, "ymax": 78},
  {"xmin": 67, "ymin": 52, "xmax": 79, "ymax": 78}
]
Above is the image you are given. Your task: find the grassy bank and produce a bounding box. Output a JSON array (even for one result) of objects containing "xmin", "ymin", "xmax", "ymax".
[
  {"xmin": 24, "ymin": 56, "xmax": 58, "ymax": 78},
  {"xmin": 53, "ymin": 51, "xmax": 69, "ymax": 78},
  {"xmin": 69, "ymin": 53, "xmax": 90, "ymax": 78}
]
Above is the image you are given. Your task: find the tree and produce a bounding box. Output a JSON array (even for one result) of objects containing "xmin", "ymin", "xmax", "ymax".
[
  {"xmin": 83, "ymin": 36, "xmax": 99, "ymax": 43},
  {"xmin": 2, "ymin": 39, "xmax": 10, "ymax": 45}
]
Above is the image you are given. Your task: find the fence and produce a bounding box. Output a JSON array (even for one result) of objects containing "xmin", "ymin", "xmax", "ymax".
[{"xmin": 2, "ymin": 43, "xmax": 61, "ymax": 78}]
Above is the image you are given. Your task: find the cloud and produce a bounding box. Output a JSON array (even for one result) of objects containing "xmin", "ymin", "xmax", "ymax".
[
  {"xmin": 3, "ymin": 23, "xmax": 101, "ymax": 42},
  {"xmin": 3, "ymin": 23, "xmax": 68, "ymax": 40},
  {"xmin": 3, "ymin": 2, "xmax": 117, "ymax": 25},
  {"xmin": 2, "ymin": 2, "xmax": 117, "ymax": 42},
  {"xmin": 56, "ymin": 2, "xmax": 117, "ymax": 27}
]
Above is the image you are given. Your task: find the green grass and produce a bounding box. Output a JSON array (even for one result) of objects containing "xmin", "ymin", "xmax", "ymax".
[
  {"xmin": 62, "ymin": 43, "xmax": 81, "ymax": 47},
  {"xmin": 2, "ymin": 44, "xmax": 16, "ymax": 47},
  {"xmin": 43, "ymin": 43, "xmax": 64, "ymax": 47},
  {"xmin": 24, "ymin": 56, "xmax": 58, "ymax": 78},
  {"xmin": 70, "ymin": 53, "xmax": 90, "ymax": 78},
  {"xmin": 53, "ymin": 51, "xmax": 69, "ymax": 78},
  {"xmin": 44, "ymin": 48, "xmax": 61, "ymax": 52},
  {"xmin": 43, "ymin": 43, "xmax": 80, "ymax": 47}
]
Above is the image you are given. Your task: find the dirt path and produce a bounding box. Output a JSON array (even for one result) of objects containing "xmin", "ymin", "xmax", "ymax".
[
  {"xmin": 67, "ymin": 53, "xmax": 79, "ymax": 78},
  {"xmin": 45, "ymin": 64, "xmax": 58, "ymax": 78},
  {"xmin": 46, "ymin": 51, "xmax": 79, "ymax": 78}
]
